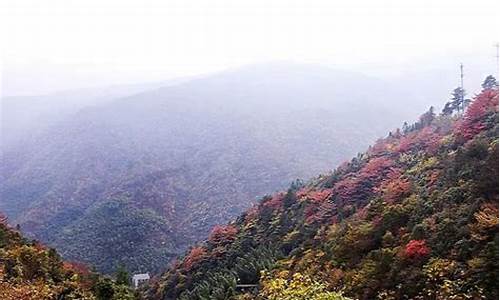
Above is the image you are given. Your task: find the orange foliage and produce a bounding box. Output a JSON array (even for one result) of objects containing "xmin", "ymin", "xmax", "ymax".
[
  {"xmin": 208, "ymin": 224, "xmax": 238, "ymax": 244},
  {"xmin": 183, "ymin": 246, "xmax": 208, "ymax": 270},
  {"xmin": 63, "ymin": 261, "xmax": 91, "ymax": 276}
]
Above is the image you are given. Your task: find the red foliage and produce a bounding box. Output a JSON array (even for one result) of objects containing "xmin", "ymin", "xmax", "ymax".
[
  {"xmin": 304, "ymin": 200, "xmax": 336, "ymax": 225},
  {"xmin": 296, "ymin": 188, "xmax": 309, "ymax": 199},
  {"xmin": 332, "ymin": 176, "xmax": 362, "ymax": 203},
  {"xmin": 360, "ymin": 157, "xmax": 394, "ymax": 180},
  {"xmin": 304, "ymin": 205, "xmax": 316, "ymax": 224},
  {"xmin": 333, "ymin": 158, "xmax": 397, "ymax": 205},
  {"xmin": 244, "ymin": 205, "xmax": 259, "ymax": 222},
  {"xmin": 183, "ymin": 246, "xmax": 208, "ymax": 270},
  {"xmin": 307, "ymin": 189, "xmax": 333, "ymax": 203},
  {"xmin": 404, "ymin": 239, "xmax": 430, "ymax": 259},
  {"xmin": 302, "ymin": 189, "xmax": 335, "ymax": 224},
  {"xmin": 368, "ymin": 138, "xmax": 391, "ymax": 156},
  {"xmin": 208, "ymin": 225, "xmax": 238, "ymax": 244},
  {"xmin": 456, "ymin": 89, "xmax": 499, "ymax": 139},
  {"xmin": 262, "ymin": 193, "xmax": 285, "ymax": 210},
  {"xmin": 397, "ymin": 127, "xmax": 442, "ymax": 154},
  {"xmin": 376, "ymin": 169, "xmax": 411, "ymax": 203}
]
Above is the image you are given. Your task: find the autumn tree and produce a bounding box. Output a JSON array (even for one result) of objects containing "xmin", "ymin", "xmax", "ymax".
[
  {"xmin": 456, "ymin": 89, "xmax": 499, "ymax": 139},
  {"xmin": 183, "ymin": 246, "xmax": 208, "ymax": 270},
  {"xmin": 259, "ymin": 271, "xmax": 351, "ymax": 300},
  {"xmin": 404, "ymin": 239, "xmax": 430, "ymax": 259},
  {"xmin": 208, "ymin": 224, "xmax": 238, "ymax": 245}
]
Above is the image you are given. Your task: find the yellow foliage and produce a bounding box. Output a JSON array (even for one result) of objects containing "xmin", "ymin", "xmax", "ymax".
[
  {"xmin": 470, "ymin": 203, "xmax": 499, "ymax": 241},
  {"xmin": 259, "ymin": 271, "xmax": 351, "ymax": 300}
]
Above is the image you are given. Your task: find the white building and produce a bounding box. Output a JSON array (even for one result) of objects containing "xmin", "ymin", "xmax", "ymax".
[{"xmin": 132, "ymin": 273, "xmax": 150, "ymax": 288}]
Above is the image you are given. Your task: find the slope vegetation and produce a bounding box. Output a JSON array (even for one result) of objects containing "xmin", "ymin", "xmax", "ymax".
[
  {"xmin": 146, "ymin": 83, "xmax": 499, "ymax": 300},
  {"xmin": 0, "ymin": 213, "xmax": 136, "ymax": 300}
]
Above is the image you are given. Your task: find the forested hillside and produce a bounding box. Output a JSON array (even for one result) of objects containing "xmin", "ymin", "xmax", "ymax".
[
  {"xmin": 0, "ymin": 213, "xmax": 136, "ymax": 300},
  {"xmin": 145, "ymin": 79, "xmax": 499, "ymax": 300},
  {"xmin": 1, "ymin": 64, "xmax": 431, "ymax": 274}
]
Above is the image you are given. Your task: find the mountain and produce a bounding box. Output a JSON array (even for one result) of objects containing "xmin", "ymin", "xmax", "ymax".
[
  {"xmin": 1, "ymin": 63, "xmax": 445, "ymax": 274},
  {"xmin": 0, "ymin": 213, "xmax": 136, "ymax": 300},
  {"xmin": 1, "ymin": 80, "xmax": 185, "ymax": 149},
  {"xmin": 144, "ymin": 84, "xmax": 499, "ymax": 300}
]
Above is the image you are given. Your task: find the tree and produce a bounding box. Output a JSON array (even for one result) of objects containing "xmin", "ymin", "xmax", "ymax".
[
  {"xmin": 402, "ymin": 121, "xmax": 410, "ymax": 133},
  {"xmin": 208, "ymin": 225, "xmax": 238, "ymax": 245},
  {"xmin": 183, "ymin": 246, "xmax": 208, "ymax": 270},
  {"xmin": 482, "ymin": 75, "xmax": 499, "ymax": 91},
  {"xmin": 419, "ymin": 106, "xmax": 435, "ymax": 127},
  {"xmin": 94, "ymin": 278, "xmax": 115, "ymax": 300},
  {"xmin": 456, "ymin": 89, "xmax": 499, "ymax": 139},
  {"xmin": 443, "ymin": 87, "xmax": 469, "ymax": 115},
  {"xmin": 404, "ymin": 239, "xmax": 430, "ymax": 259},
  {"xmin": 259, "ymin": 271, "xmax": 351, "ymax": 300},
  {"xmin": 115, "ymin": 264, "xmax": 129, "ymax": 286}
]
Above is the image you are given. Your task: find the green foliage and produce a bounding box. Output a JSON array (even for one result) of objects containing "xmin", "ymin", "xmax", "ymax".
[
  {"xmin": 115, "ymin": 264, "xmax": 130, "ymax": 286},
  {"xmin": 482, "ymin": 75, "xmax": 499, "ymax": 91},
  {"xmin": 54, "ymin": 199, "xmax": 177, "ymax": 274}
]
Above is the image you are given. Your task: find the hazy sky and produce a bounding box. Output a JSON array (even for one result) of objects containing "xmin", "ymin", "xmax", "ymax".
[{"xmin": 1, "ymin": 0, "xmax": 499, "ymax": 96}]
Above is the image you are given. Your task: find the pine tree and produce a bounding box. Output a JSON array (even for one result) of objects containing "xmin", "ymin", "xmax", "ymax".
[
  {"xmin": 419, "ymin": 106, "xmax": 435, "ymax": 127},
  {"xmin": 482, "ymin": 75, "xmax": 499, "ymax": 91},
  {"xmin": 115, "ymin": 265, "xmax": 130, "ymax": 286},
  {"xmin": 442, "ymin": 87, "xmax": 468, "ymax": 115}
]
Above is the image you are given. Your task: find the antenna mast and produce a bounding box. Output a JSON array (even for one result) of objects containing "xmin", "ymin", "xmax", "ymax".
[
  {"xmin": 495, "ymin": 43, "xmax": 499, "ymax": 76},
  {"xmin": 460, "ymin": 63, "xmax": 464, "ymax": 112},
  {"xmin": 460, "ymin": 63, "xmax": 464, "ymax": 90}
]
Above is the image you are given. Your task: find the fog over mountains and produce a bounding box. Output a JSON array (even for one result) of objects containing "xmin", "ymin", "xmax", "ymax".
[{"xmin": 0, "ymin": 63, "xmax": 475, "ymax": 273}]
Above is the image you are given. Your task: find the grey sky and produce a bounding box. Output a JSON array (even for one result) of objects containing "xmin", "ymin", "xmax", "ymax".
[{"xmin": 1, "ymin": 0, "xmax": 499, "ymax": 96}]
